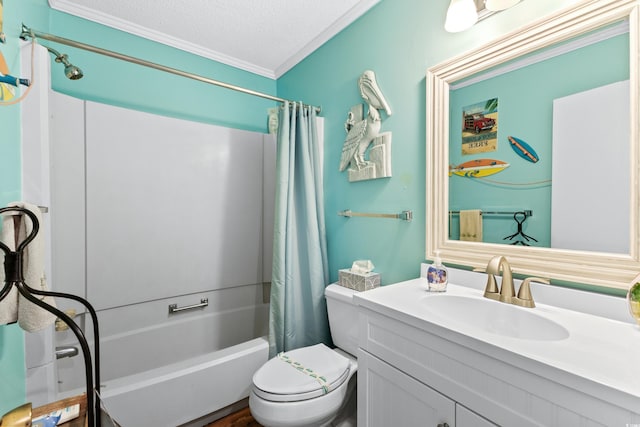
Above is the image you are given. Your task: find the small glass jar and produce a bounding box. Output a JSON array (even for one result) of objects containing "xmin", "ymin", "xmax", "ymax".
[{"xmin": 627, "ymin": 274, "xmax": 640, "ymax": 325}]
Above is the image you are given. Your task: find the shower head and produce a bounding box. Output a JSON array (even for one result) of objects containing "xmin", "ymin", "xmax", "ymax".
[{"xmin": 45, "ymin": 46, "xmax": 83, "ymax": 80}]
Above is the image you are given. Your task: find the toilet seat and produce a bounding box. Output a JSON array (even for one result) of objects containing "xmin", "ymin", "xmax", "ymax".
[{"xmin": 252, "ymin": 344, "xmax": 351, "ymax": 403}]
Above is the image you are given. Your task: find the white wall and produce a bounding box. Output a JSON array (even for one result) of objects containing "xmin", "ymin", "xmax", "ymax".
[
  {"xmin": 20, "ymin": 41, "xmax": 57, "ymax": 408},
  {"xmin": 552, "ymin": 80, "xmax": 630, "ymax": 253},
  {"xmin": 49, "ymin": 94, "xmax": 274, "ymax": 307}
]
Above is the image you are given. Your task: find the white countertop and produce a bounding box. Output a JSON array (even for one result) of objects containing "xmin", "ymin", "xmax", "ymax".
[{"xmin": 354, "ymin": 273, "xmax": 640, "ymax": 410}]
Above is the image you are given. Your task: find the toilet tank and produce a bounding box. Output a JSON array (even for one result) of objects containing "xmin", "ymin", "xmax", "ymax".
[{"xmin": 325, "ymin": 284, "xmax": 359, "ymax": 356}]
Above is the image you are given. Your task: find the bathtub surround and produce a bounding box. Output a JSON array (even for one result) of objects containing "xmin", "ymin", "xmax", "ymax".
[
  {"xmin": 41, "ymin": 91, "xmax": 273, "ymax": 425},
  {"xmin": 269, "ymin": 102, "xmax": 330, "ymax": 356},
  {"xmin": 12, "ymin": 49, "xmax": 276, "ymax": 423}
]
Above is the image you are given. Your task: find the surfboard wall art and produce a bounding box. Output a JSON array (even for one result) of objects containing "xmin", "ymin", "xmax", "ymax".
[
  {"xmin": 449, "ymin": 159, "xmax": 509, "ymax": 178},
  {"xmin": 508, "ymin": 135, "xmax": 539, "ymax": 163}
]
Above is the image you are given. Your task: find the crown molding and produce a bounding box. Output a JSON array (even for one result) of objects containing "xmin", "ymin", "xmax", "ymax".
[
  {"xmin": 274, "ymin": 0, "xmax": 381, "ymax": 78},
  {"xmin": 49, "ymin": 0, "xmax": 380, "ymax": 80},
  {"xmin": 49, "ymin": 0, "xmax": 276, "ymax": 78}
]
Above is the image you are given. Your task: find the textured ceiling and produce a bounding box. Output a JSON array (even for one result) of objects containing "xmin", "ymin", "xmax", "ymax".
[{"xmin": 48, "ymin": 0, "xmax": 380, "ymax": 78}]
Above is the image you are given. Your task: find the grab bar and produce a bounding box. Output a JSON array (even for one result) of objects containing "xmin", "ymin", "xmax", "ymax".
[{"xmin": 168, "ymin": 298, "xmax": 208, "ymax": 314}]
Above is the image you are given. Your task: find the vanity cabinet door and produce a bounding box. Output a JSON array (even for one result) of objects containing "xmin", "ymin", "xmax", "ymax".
[
  {"xmin": 456, "ymin": 404, "xmax": 497, "ymax": 427},
  {"xmin": 358, "ymin": 350, "xmax": 455, "ymax": 427}
]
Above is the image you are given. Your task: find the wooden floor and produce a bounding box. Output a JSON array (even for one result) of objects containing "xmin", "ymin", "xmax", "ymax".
[{"xmin": 204, "ymin": 407, "xmax": 262, "ymax": 427}]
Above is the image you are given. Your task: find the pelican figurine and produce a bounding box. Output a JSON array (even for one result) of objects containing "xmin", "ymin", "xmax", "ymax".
[{"xmin": 339, "ymin": 70, "xmax": 392, "ymax": 172}]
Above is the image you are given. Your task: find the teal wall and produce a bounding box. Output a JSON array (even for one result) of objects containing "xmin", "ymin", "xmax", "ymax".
[
  {"xmin": 0, "ymin": 327, "xmax": 24, "ymax": 414},
  {"xmin": 45, "ymin": 11, "xmax": 278, "ymax": 132},
  {"xmin": 0, "ymin": 0, "xmax": 600, "ymax": 415},
  {"xmin": 0, "ymin": 0, "xmax": 45, "ymax": 415},
  {"xmin": 449, "ymin": 33, "xmax": 629, "ymax": 246},
  {"xmin": 278, "ymin": 0, "xmax": 580, "ymax": 285}
]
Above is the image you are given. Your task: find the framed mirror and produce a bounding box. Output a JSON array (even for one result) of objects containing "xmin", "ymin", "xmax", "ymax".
[{"xmin": 426, "ymin": 0, "xmax": 639, "ymax": 290}]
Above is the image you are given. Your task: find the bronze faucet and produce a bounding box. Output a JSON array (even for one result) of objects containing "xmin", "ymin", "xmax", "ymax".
[{"xmin": 484, "ymin": 255, "xmax": 549, "ymax": 308}]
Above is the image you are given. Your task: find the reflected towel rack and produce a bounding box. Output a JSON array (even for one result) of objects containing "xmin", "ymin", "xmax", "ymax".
[
  {"xmin": 338, "ymin": 209, "xmax": 413, "ymax": 221},
  {"xmin": 169, "ymin": 298, "xmax": 209, "ymax": 314},
  {"xmin": 449, "ymin": 209, "xmax": 532, "ymax": 217}
]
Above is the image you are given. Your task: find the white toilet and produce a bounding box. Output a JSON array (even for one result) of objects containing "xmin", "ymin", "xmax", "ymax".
[{"xmin": 249, "ymin": 284, "xmax": 359, "ymax": 427}]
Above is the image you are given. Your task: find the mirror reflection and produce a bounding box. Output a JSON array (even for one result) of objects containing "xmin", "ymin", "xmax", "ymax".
[{"xmin": 448, "ymin": 21, "xmax": 630, "ymax": 253}]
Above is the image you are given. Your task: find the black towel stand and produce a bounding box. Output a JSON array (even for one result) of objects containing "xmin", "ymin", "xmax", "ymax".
[
  {"xmin": 503, "ymin": 211, "xmax": 538, "ymax": 245},
  {"xmin": 0, "ymin": 206, "xmax": 102, "ymax": 427}
]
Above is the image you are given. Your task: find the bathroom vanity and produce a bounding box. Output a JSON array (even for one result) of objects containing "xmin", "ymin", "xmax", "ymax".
[{"xmin": 354, "ymin": 269, "xmax": 640, "ymax": 427}]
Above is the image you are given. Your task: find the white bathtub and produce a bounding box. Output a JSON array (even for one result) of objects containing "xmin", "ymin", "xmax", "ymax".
[
  {"xmin": 55, "ymin": 284, "xmax": 269, "ymax": 426},
  {"xmin": 101, "ymin": 337, "xmax": 269, "ymax": 426}
]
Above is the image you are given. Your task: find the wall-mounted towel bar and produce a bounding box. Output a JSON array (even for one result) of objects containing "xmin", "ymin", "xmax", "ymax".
[
  {"xmin": 449, "ymin": 209, "xmax": 533, "ymax": 217},
  {"xmin": 338, "ymin": 209, "xmax": 413, "ymax": 221},
  {"xmin": 168, "ymin": 298, "xmax": 209, "ymax": 314}
]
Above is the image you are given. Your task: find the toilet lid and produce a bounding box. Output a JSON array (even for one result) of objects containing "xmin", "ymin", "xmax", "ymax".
[{"xmin": 252, "ymin": 344, "xmax": 351, "ymax": 402}]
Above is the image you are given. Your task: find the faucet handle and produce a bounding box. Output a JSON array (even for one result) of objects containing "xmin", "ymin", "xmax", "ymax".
[
  {"xmin": 483, "ymin": 256, "xmax": 503, "ymax": 301},
  {"xmin": 484, "ymin": 274, "xmax": 500, "ymax": 300},
  {"xmin": 513, "ymin": 277, "xmax": 549, "ymax": 308}
]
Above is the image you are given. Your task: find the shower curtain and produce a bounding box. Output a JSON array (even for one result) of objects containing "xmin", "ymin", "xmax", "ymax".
[{"xmin": 268, "ymin": 101, "xmax": 330, "ymax": 357}]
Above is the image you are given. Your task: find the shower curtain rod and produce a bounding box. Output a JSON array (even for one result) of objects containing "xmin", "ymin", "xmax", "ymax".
[{"xmin": 19, "ymin": 24, "xmax": 321, "ymax": 113}]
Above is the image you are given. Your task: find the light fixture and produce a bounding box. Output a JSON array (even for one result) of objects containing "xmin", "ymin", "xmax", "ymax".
[
  {"xmin": 445, "ymin": 0, "xmax": 523, "ymax": 32},
  {"xmin": 444, "ymin": 0, "xmax": 478, "ymax": 33},
  {"xmin": 485, "ymin": 0, "xmax": 521, "ymax": 12}
]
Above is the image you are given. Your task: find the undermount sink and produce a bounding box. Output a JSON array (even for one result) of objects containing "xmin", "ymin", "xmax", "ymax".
[{"xmin": 424, "ymin": 294, "xmax": 570, "ymax": 341}]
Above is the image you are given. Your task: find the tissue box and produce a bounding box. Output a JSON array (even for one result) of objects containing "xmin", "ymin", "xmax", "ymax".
[{"xmin": 338, "ymin": 269, "xmax": 380, "ymax": 291}]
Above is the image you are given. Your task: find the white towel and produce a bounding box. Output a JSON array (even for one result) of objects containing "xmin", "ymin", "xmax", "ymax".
[
  {"xmin": 0, "ymin": 202, "xmax": 56, "ymax": 332},
  {"xmin": 0, "ymin": 210, "xmax": 19, "ymax": 324},
  {"xmin": 460, "ymin": 209, "xmax": 483, "ymax": 242}
]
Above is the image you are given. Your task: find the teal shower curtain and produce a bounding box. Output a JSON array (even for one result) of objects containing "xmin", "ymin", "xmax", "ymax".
[{"xmin": 268, "ymin": 101, "xmax": 330, "ymax": 357}]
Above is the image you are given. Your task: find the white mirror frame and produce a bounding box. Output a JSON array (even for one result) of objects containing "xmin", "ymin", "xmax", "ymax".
[{"xmin": 426, "ymin": 0, "xmax": 640, "ymax": 290}]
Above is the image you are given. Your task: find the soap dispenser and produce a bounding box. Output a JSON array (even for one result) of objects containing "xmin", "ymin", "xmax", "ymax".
[{"xmin": 427, "ymin": 251, "xmax": 448, "ymax": 292}]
